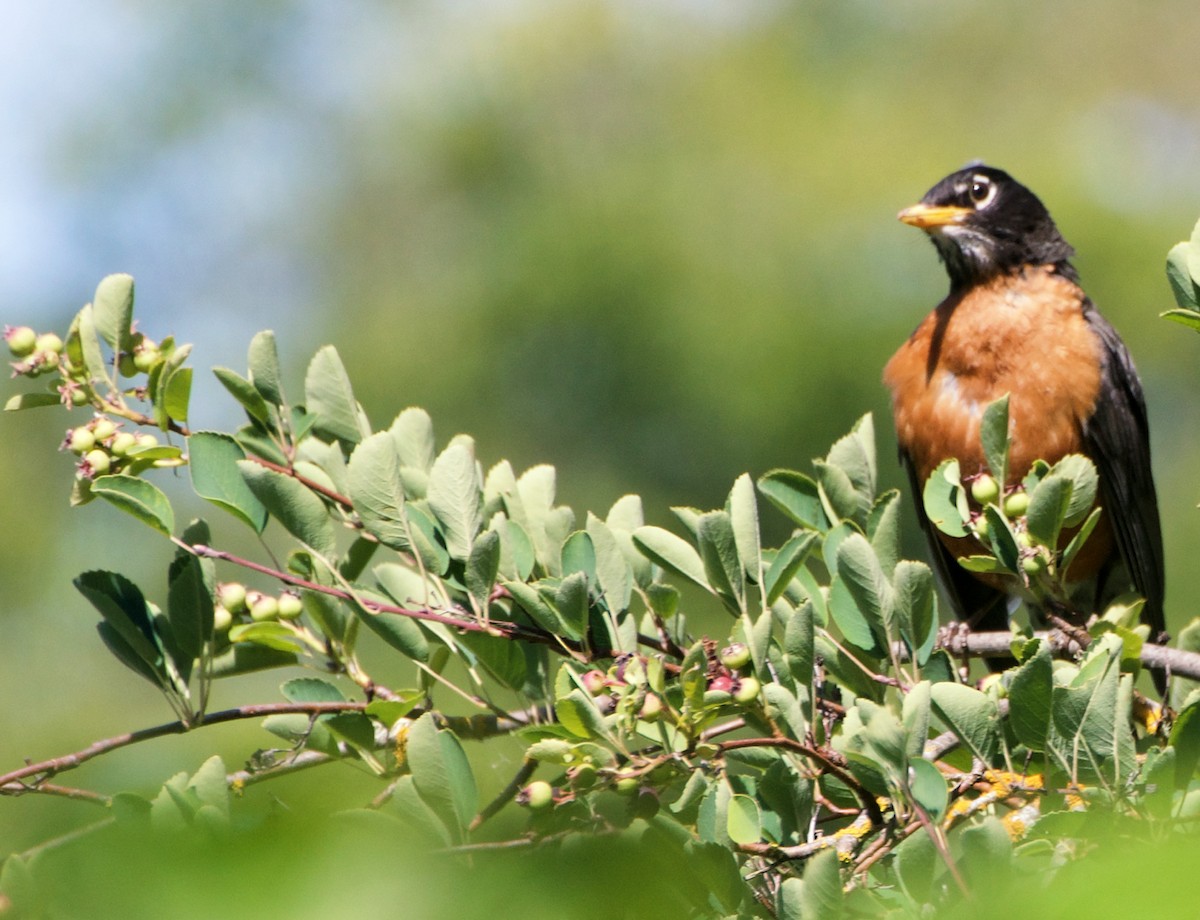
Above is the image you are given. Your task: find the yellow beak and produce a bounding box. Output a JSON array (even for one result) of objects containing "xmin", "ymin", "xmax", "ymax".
[{"xmin": 897, "ymin": 203, "xmax": 972, "ymax": 230}]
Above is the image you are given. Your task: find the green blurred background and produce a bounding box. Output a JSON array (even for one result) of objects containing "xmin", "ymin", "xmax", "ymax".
[{"xmin": 5, "ymin": 0, "xmax": 1200, "ymax": 912}]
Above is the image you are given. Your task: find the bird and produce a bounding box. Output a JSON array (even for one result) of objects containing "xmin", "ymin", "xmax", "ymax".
[{"xmin": 883, "ymin": 164, "xmax": 1165, "ymax": 653}]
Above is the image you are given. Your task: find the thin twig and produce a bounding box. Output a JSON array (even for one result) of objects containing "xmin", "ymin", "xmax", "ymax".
[{"xmin": 469, "ymin": 759, "xmax": 538, "ymax": 832}]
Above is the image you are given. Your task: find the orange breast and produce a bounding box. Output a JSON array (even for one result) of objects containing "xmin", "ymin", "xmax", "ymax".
[{"xmin": 884, "ymin": 265, "xmax": 1112, "ymax": 582}]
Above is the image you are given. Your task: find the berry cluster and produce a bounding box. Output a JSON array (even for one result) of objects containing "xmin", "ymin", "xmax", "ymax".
[
  {"xmin": 213, "ymin": 583, "xmax": 304, "ymax": 632},
  {"xmin": 967, "ymin": 473, "xmax": 1051, "ymax": 578},
  {"xmin": 6, "ymin": 326, "xmax": 64, "ymax": 377},
  {"xmin": 62, "ymin": 416, "xmax": 161, "ymax": 479}
]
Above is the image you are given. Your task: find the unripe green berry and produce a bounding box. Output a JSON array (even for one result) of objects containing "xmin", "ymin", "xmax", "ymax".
[
  {"xmin": 212, "ymin": 604, "xmax": 233, "ymax": 633},
  {"xmin": 68, "ymin": 387, "xmax": 91, "ymax": 407},
  {"xmin": 84, "ymin": 449, "xmax": 110, "ymax": 476},
  {"xmin": 971, "ymin": 474, "xmax": 1001, "ymax": 506},
  {"xmin": 614, "ymin": 775, "xmax": 640, "ymax": 796},
  {"xmin": 1003, "ymin": 490, "xmax": 1030, "ymax": 518},
  {"xmin": 719, "ymin": 642, "xmax": 751, "ymax": 670},
  {"xmin": 136, "ymin": 433, "xmax": 159, "ymax": 449},
  {"xmin": 6, "ymin": 326, "xmax": 36, "ymax": 357},
  {"xmin": 68, "ymin": 427, "xmax": 96, "ymax": 454},
  {"xmin": 1022, "ymin": 554, "xmax": 1047, "ymax": 576},
  {"xmin": 132, "ymin": 342, "xmax": 160, "ymax": 373},
  {"xmin": 34, "ymin": 332, "xmax": 63, "ymax": 354},
  {"xmin": 568, "ymin": 764, "xmax": 597, "ymax": 790},
  {"xmin": 973, "ymin": 516, "xmax": 990, "ymax": 540},
  {"xmin": 37, "ymin": 350, "xmax": 60, "ymax": 372},
  {"xmin": 249, "ymin": 594, "xmax": 280, "ymax": 622},
  {"xmin": 733, "ymin": 676, "xmax": 761, "ymax": 704},
  {"xmin": 218, "ymin": 582, "xmax": 248, "ymax": 613},
  {"xmin": 521, "ymin": 780, "xmax": 554, "ymax": 810},
  {"xmin": 110, "ymin": 432, "xmax": 138, "ymax": 457},
  {"xmin": 91, "ymin": 418, "xmax": 117, "ymax": 441},
  {"xmin": 118, "ymin": 352, "xmax": 138, "ymax": 377},
  {"xmin": 639, "ymin": 694, "xmax": 664, "ymax": 721},
  {"xmin": 277, "ymin": 592, "xmax": 304, "ymax": 620}
]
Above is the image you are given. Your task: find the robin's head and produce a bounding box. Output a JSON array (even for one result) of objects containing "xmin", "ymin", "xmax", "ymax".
[{"xmin": 899, "ymin": 165, "xmax": 1076, "ymax": 289}]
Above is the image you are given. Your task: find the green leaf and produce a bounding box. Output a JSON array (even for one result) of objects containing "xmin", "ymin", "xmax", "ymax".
[
  {"xmin": 91, "ymin": 474, "xmax": 175, "ymax": 537},
  {"xmin": 212, "ymin": 366, "xmax": 272, "ymax": 426},
  {"xmin": 814, "ymin": 460, "xmax": 860, "ymax": 525},
  {"xmin": 281, "ymin": 677, "xmax": 346, "ymax": 703},
  {"xmin": 1061, "ymin": 506, "xmax": 1102, "ymax": 574},
  {"xmin": 982, "ymin": 504, "xmax": 1019, "ymax": 572},
  {"xmin": 427, "ymin": 442, "xmax": 481, "ymax": 560},
  {"xmin": 892, "ymin": 560, "xmax": 936, "ymax": 664},
  {"xmin": 1050, "ymin": 454, "xmax": 1098, "ymax": 527},
  {"xmin": 305, "ymin": 344, "xmax": 368, "ymax": 445},
  {"xmin": 554, "ymin": 571, "xmax": 590, "ymax": 641},
  {"xmin": 166, "ymin": 554, "xmax": 213, "ymax": 667},
  {"xmin": 368, "ymin": 568, "xmax": 434, "ymax": 662},
  {"xmin": 632, "ymin": 525, "xmax": 710, "ymax": 592},
  {"xmin": 1169, "ymin": 700, "xmax": 1200, "ymax": 790},
  {"xmin": 892, "ymin": 828, "xmax": 936, "ymax": 905},
  {"xmin": 505, "ymin": 580, "xmax": 564, "ymax": 635},
  {"xmin": 207, "ymin": 642, "xmax": 299, "ymax": 676},
  {"xmin": 97, "ymin": 621, "xmax": 165, "ymax": 687},
  {"xmin": 765, "ymin": 532, "xmax": 817, "ymax": 605},
  {"xmin": 1166, "ymin": 240, "xmax": 1200, "ymax": 311},
  {"xmin": 407, "ymin": 712, "xmax": 477, "ymax": 841},
  {"xmin": 726, "ymin": 794, "xmax": 761, "ymax": 845},
  {"xmin": 188, "ymin": 432, "xmax": 268, "ymax": 532},
  {"xmin": 758, "ymin": 469, "xmax": 828, "ymax": 531},
  {"xmin": 5, "ymin": 392, "xmax": 62, "ymax": 411},
  {"xmin": 828, "ymin": 413, "xmax": 876, "ymax": 497},
  {"xmin": 1026, "ymin": 474, "xmax": 1071, "ymax": 548},
  {"xmin": 930, "ymin": 682, "xmax": 998, "ymax": 763},
  {"xmin": 366, "ymin": 694, "xmax": 421, "ymax": 728},
  {"xmin": 835, "ymin": 533, "xmax": 893, "ymax": 646},
  {"xmin": 149, "ymin": 342, "xmax": 192, "ymax": 429},
  {"xmin": 458, "ymin": 630, "xmax": 527, "ymax": 691},
  {"xmin": 228, "ymin": 621, "xmax": 302, "ymax": 652},
  {"xmin": 346, "ymin": 431, "xmax": 411, "ymax": 550},
  {"xmin": 907, "ymin": 756, "xmax": 948, "ymax": 822},
  {"xmin": 796, "ymin": 848, "xmax": 843, "ymax": 920},
  {"xmin": 923, "ymin": 458, "xmax": 968, "ymax": 538},
  {"xmin": 238, "ymin": 460, "xmax": 337, "ymax": 555},
  {"xmin": 1009, "ymin": 640, "xmax": 1053, "ymax": 751},
  {"xmin": 75, "ymin": 302, "xmax": 110, "ymax": 389},
  {"xmin": 784, "ymin": 599, "xmax": 815, "ymax": 688},
  {"xmin": 560, "ymin": 530, "xmax": 596, "ymax": 582},
  {"xmin": 697, "ymin": 510, "xmax": 744, "ymax": 612},
  {"xmin": 93, "ymin": 274, "xmax": 135, "ymax": 351},
  {"xmin": 902, "ymin": 680, "xmax": 932, "ymax": 758},
  {"xmin": 466, "ymin": 529, "xmax": 501, "ymax": 614},
  {"xmin": 980, "ymin": 395, "xmax": 1010, "ymax": 486},
  {"xmin": 586, "ymin": 512, "xmax": 633, "ymax": 614},
  {"xmin": 1161, "ymin": 306, "xmax": 1200, "ymax": 331},
  {"xmin": 162, "ymin": 364, "xmax": 192, "ymax": 424},
  {"xmin": 959, "ymin": 817, "xmax": 1012, "ymax": 887},
  {"xmin": 867, "ymin": 489, "xmax": 901, "ymax": 576},
  {"xmin": 247, "ymin": 330, "xmax": 284, "ymax": 406},
  {"xmin": 827, "ymin": 576, "xmax": 876, "ymax": 654},
  {"xmin": 390, "ymin": 407, "xmax": 436, "ymax": 472},
  {"xmin": 555, "ymin": 688, "xmax": 612, "ymax": 741},
  {"xmin": 728, "ymin": 473, "xmax": 763, "ymax": 588},
  {"xmin": 75, "ymin": 570, "xmax": 163, "ymax": 676}
]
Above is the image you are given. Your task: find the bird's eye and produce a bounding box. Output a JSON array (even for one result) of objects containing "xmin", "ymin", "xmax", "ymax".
[{"xmin": 968, "ymin": 175, "xmax": 995, "ymax": 208}]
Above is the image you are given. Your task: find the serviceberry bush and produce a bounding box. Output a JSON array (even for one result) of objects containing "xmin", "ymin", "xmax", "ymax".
[{"xmin": 6, "ymin": 221, "xmax": 1200, "ymax": 918}]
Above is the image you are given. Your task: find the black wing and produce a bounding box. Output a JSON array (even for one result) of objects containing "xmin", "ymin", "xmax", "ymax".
[
  {"xmin": 1080, "ymin": 305, "xmax": 1166, "ymax": 640},
  {"xmin": 900, "ymin": 450, "xmax": 1011, "ymax": 635}
]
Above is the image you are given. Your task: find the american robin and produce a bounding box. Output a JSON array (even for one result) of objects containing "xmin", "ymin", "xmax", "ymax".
[{"xmin": 884, "ymin": 165, "xmax": 1165, "ymax": 649}]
